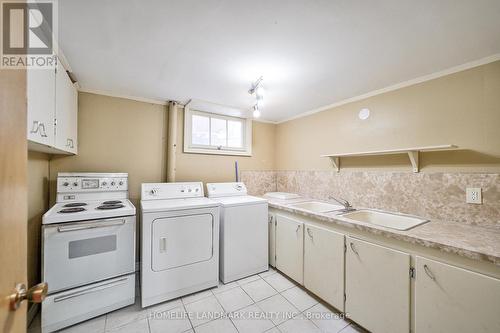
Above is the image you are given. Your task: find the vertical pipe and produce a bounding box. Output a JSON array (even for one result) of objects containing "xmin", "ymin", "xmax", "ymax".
[
  {"xmin": 167, "ymin": 101, "xmax": 177, "ymax": 182},
  {"xmin": 235, "ymin": 161, "xmax": 239, "ymax": 182}
]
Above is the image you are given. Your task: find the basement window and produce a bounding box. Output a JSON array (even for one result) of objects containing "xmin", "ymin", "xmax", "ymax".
[{"xmin": 184, "ymin": 108, "xmax": 252, "ymax": 156}]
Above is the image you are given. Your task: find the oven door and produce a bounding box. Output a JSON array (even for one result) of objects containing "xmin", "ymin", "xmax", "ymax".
[{"xmin": 42, "ymin": 215, "xmax": 136, "ymax": 293}]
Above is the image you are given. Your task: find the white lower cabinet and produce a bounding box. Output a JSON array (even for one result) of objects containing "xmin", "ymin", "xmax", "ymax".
[
  {"xmin": 415, "ymin": 256, "xmax": 500, "ymax": 333},
  {"xmin": 275, "ymin": 214, "xmax": 304, "ymax": 284},
  {"xmin": 304, "ymin": 224, "xmax": 344, "ymax": 311},
  {"xmin": 268, "ymin": 212, "xmax": 276, "ymax": 267},
  {"xmin": 345, "ymin": 236, "xmax": 410, "ymax": 333}
]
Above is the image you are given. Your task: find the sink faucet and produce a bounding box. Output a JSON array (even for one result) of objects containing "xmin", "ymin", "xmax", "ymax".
[{"xmin": 329, "ymin": 196, "xmax": 355, "ymax": 212}]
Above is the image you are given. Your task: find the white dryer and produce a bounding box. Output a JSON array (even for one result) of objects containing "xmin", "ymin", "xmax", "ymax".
[
  {"xmin": 140, "ymin": 182, "xmax": 220, "ymax": 307},
  {"xmin": 207, "ymin": 182, "xmax": 268, "ymax": 283}
]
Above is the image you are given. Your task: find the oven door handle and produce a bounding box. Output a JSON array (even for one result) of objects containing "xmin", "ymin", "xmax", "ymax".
[
  {"xmin": 57, "ymin": 219, "xmax": 126, "ymax": 233},
  {"xmin": 53, "ymin": 277, "xmax": 128, "ymax": 302}
]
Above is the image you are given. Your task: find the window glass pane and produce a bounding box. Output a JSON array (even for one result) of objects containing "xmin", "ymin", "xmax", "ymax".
[
  {"xmin": 192, "ymin": 115, "xmax": 209, "ymax": 145},
  {"xmin": 227, "ymin": 120, "xmax": 243, "ymax": 148},
  {"xmin": 210, "ymin": 117, "xmax": 227, "ymax": 147}
]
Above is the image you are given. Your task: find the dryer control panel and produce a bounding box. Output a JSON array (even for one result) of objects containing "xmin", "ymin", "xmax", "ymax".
[
  {"xmin": 206, "ymin": 182, "xmax": 248, "ymax": 198},
  {"xmin": 141, "ymin": 182, "xmax": 204, "ymax": 200}
]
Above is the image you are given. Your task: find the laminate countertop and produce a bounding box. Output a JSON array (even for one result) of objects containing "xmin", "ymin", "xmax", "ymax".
[{"xmin": 266, "ymin": 197, "xmax": 500, "ymax": 266}]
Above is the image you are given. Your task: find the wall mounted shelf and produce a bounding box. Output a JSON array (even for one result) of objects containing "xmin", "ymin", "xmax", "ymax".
[{"xmin": 321, "ymin": 144, "xmax": 458, "ymax": 173}]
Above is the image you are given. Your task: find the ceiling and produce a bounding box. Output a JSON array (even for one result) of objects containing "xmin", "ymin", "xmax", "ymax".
[{"xmin": 59, "ymin": 0, "xmax": 500, "ymax": 122}]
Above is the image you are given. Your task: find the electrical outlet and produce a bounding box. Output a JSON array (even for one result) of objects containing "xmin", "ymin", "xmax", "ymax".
[{"xmin": 466, "ymin": 187, "xmax": 482, "ymax": 204}]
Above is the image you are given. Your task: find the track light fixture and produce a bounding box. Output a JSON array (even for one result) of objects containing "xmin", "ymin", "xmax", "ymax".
[{"xmin": 249, "ymin": 76, "xmax": 264, "ymax": 118}]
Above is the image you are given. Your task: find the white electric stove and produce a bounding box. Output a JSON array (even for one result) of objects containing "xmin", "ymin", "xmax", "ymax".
[{"xmin": 41, "ymin": 173, "xmax": 136, "ymax": 333}]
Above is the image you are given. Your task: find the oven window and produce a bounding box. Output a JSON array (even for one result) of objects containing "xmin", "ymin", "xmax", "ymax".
[{"xmin": 68, "ymin": 235, "xmax": 117, "ymax": 259}]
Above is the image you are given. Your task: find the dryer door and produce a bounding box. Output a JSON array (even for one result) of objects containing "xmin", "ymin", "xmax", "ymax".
[{"xmin": 151, "ymin": 213, "xmax": 214, "ymax": 272}]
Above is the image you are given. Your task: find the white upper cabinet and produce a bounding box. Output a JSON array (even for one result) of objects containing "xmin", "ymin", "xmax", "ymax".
[
  {"xmin": 415, "ymin": 256, "xmax": 500, "ymax": 333},
  {"xmin": 27, "ymin": 66, "xmax": 56, "ymax": 146},
  {"xmin": 345, "ymin": 236, "xmax": 410, "ymax": 333},
  {"xmin": 54, "ymin": 60, "xmax": 78, "ymax": 154},
  {"xmin": 304, "ymin": 225, "xmax": 344, "ymax": 311},
  {"xmin": 27, "ymin": 57, "xmax": 78, "ymax": 154},
  {"xmin": 275, "ymin": 214, "xmax": 304, "ymax": 284}
]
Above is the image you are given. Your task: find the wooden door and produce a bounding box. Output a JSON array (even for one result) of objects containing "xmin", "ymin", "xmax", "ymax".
[
  {"xmin": 268, "ymin": 213, "xmax": 276, "ymax": 267},
  {"xmin": 0, "ymin": 69, "xmax": 28, "ymax": 332},
  {"xmin": 54, "ymin": 59, "xmax": 78, "ymax": 154},
  {"xmin": 275, "ymin": 214, "xmax": 304, "ymax": 284},
  {"xmin": 304, "ymin": 224, "xmax": 344, "ymax": 311},
  {"xmin": 345, "ymin": 236, "xmax": 410, "ymax": 333},
  {"xmin": 415, "ymin": 256, "xmax": 500, "ymax": 333}
]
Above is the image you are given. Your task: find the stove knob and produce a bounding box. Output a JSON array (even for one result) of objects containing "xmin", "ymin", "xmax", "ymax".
[
  {"xmin": 111, "ymin": 181, "xmax": 116, "ymax": 186},
  {"xmin": 102, "ymin": 182, "xmax": 107, "ymax": 186},
  {"xmin": 63, "ymin": 182, "xmax": 69, "ymax": 187},
  {"xmin": 150, "ymin": 189, "xmax": 158, "ymax": 195},
  {"xmin": 119, "ymin": 181, "xmax": 124, "ymax": 186},
  {"xmin": 73, "ymin": 182, "xmax": 78, "ymax": 187}
]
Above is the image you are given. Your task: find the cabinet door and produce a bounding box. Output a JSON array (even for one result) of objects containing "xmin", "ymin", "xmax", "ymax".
[
  {"xmin": 346, "ymin": 237, "xmax": 410, "ymax": 333},
  {"xmin": 269, "ymin": 213, "xmax": 276, "ymax": 267},
  {"xmin": 415, "ymin": 256, "xmax": 500, "ymax": 333},
  {"xmin": 27, "ymin": 66, "xmax": 55, "ymax": 146},
  {"xmin": 54, "ymin": 59, "xmax": 78, "ymax": 154},
  {"xmin": 275, "ymin": 214, "xmax": 303, "ymax": 284},
  {"xmin": 304, "ymin": 225, "xmax": 344, "ymax": 311}
]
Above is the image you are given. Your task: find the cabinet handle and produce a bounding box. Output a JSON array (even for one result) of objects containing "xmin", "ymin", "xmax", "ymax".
[
  {"xmin": 38, "ymin": 123, "xmax": 48, "ymax": 137},
  {"xmin": 423, "ymin": 264, "xmax": 436, "ymax": 281},
  {"xmin": 269, "ymin": 215, "xmax": 273, "ymax": 224},
  {"xmin": 66, "ymin": 138, "xmax": 74, "ymax": 148},
  {"xmin": 295, "ymin": 225, "xmax": 301, "ymax": 233},
  {"xmin": 306, "ymin": 227, "xmax": 313, "ymax": 240},
  {"xmin": 350, "ymin": 242, "xmax": 359, "ymax": 255},
  {"xmin": 30, "ymin": 121, "xmax": 40, "ymax": 134}
]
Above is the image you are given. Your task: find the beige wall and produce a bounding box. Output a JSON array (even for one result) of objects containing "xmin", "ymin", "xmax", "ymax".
[
  {"xmin": 27, "ymin": 152, "xmax": 50, "ymax": 290},
  {"xmin": 49, "ymin": 93, "xmax": 276, "ymax": 201},
  {"xmin": 175, "ymin": 108, "xmax": 276, "ymax": 184},
  {"xmin": 49, "ymin": 92, "xmax": 169, "ymax": 205},
  {"xmin": 276, "ymin": 61, "xmax": 500, "ymax": 172}
]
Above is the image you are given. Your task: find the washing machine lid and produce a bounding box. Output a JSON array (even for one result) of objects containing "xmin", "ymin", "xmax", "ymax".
[
  {"xmin": 141, "ymin": 197, "xmax": 219, "ymax": 213},
  {"xmin": 209, "ymin": 195, "xmax": 267, "ymax": 207}
]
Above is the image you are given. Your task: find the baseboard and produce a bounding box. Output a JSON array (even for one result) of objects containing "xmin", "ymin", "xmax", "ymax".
[{"xmin": 27, "ymin": 303, "xmax": 40, "ymax": 327}]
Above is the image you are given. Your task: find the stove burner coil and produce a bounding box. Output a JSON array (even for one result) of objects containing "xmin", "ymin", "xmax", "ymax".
[
  {"xmin": 63, "ymin": 202, "xmax": 88, "ymax": 208},
  {"xmin": 102, "ymin": 200, "xmax": 123, "ymax": 205},
  {"xmin": 58, "ymin": 207, "xmax": 86, "ymax": 213},
  {"xmin": 96, "ymin": 204, "xmax": 125, "ymax": 210}
]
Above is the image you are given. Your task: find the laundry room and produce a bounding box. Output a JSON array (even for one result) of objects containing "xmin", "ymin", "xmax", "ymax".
[{"xmin": 1, "ymin": 1, "xmax": 500, "ymax": 333}]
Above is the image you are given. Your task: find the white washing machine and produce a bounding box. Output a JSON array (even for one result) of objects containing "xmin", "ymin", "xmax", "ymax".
[
  {"xmin": 140, "ymin": 182, "xmax": 220, "ymax": 307},
  {"xmin": 207, "ymin": 182, "xmax": 268, "ymax": 283}
]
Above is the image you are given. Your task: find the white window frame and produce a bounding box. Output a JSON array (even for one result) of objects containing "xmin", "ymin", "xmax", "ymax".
[{"xmin": 184, "ymin": 107, "xmax": 252, "ymax": 156}]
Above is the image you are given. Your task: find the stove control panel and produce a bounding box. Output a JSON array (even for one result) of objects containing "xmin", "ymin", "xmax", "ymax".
[
  {"xmin": 141, "ymin": 182, "xmax": 204, "ymax": 200},
  {"xmin": 58, "ymin": 176, "xmax": 128, "ymax": 192}
]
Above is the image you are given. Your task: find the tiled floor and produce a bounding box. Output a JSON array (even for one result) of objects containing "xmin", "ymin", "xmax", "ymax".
[{"xmin": 28, "ymin": 267, "xmax": 366, "ymax": 333}]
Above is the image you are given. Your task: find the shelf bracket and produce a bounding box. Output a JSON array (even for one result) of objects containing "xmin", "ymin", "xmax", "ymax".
[
  {"xmin": 329, "ymin": 157, "xmax": 340, "ymax": 172},
  {"xmin": 408, "ymin": 151, "xmax": 419, "ymax": 173}
]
